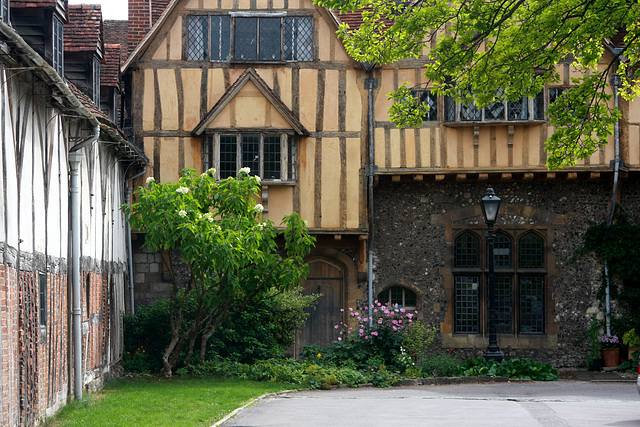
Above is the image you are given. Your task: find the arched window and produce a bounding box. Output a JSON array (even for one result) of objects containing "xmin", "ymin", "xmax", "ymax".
[
  {"xmin": 452, "ymin": 229, "xmax": 546, "ymax": 335},
  {"xmin": 377, "ymin": 286, "xmax": 417, "ymax": 310}
]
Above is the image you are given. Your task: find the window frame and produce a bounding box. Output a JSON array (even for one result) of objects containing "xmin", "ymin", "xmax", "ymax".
[
  {"xmin": 444, "ymin": 91, "xmax": 545, "ymax": 125},
  {"xmin": 377, "ymin": 286, "xmax": 417, "ymax": 311},
  {"xmin": 52, "ymin": 15, "xmax": 64, "ymax": 76},
  {"xmin": 204, "ymin": 131, "xmax": 295, "ymax": 182},
  {"xmin": 93, "ymin": 55, "xmax": 101, "ymax": 105},
  {"xmin": 185, "ymin": 13, "xmax": 314, "ymax": 63},
  {"xmin": 410, "ymin": 89, "xmax": 438, "ymax": 122},
  {"xmin": 39, "ymin": 273, "xmax": 47, "ymax": 328},
  {"xmin": 452, "ymin": 228, "xmax": 547, "ymax": 336}
]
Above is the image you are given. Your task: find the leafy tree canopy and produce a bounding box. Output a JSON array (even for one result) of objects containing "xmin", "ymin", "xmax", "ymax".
[
  {"xmin": 315, "ymin": 0, "xmax": 640, "ymax": 169},
  {"xmin": 126, "ymin": 168, "xmax": 315, "ymax": 376}
]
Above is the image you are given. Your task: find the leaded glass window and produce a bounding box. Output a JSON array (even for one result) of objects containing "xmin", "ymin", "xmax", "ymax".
[
  {"xmin": 507, "ymin": 97, "xmax": 527, "ymax": 120},
  {"xmin": 452, "ymin": 228, "xmax": 547, "ymax": 336},
  {"xmin": 455, "ymin": 276, "xmax": 479, "ymax": 333},
  {"xmin": 205, "ymin": 133, "xmax": 294, "ymax": 181},
  {"xmin": 93, "ymin": 56, "xmax": 101, "ymax": 104},
  {"xmin": 445, "ymin": 91, "xmax": 545, "ymax": 123},
  {"xmin": 412, "ymin": 90, "xmax": 438, "ymax": 122},
  {"xmin": 187, "ymin": 15, "xmax": 313, "ymax": 62},
  {"xmin": 53, "ymin": 16, "xmax": 63, "ymax": 76},
  {"xmin": 454, "ymin": 232, "xmax": 480, "ymax": 268},
  {"xmin": 518, "ymin": 232, "xmax": 544, "ymax": 268},
  {"xmin": 519, "ymin": 276, "xmax": 544, "ymax": 333}
]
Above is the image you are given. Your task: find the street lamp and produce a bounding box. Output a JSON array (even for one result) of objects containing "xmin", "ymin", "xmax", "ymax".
[{"xmin": 481, "ymin": 187, "xmax": 503, "ymax": 361}]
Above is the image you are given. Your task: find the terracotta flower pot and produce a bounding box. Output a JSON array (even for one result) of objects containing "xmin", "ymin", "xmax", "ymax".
[{"xmin": 601, "ymin": 348, "xmax": 619, "ymax": 367}]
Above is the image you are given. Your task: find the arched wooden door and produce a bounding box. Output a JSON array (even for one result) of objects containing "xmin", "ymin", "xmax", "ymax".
[{"xmin": 295, "ymin": 259, "xmax": 344, "ymax": 355}]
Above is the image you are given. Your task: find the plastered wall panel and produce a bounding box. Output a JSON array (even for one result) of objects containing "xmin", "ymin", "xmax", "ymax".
[
  {"xmin": 389, "ymin": 128, "xmax": 401, "ymax": 168},
  {"xmin": 496, "ymin": 127, "xmax": 509, "ymax": 167},
  {"xmin": 298, "ymin": 138, "xmax": 315, "ymax": 226},
  {"xmin": 161, "ymin": 137, "xmax": 181, "ymax": 182},
  {"xmin": 152, "ymin": 39, "xmax": 167, "ymax": 60},
  {"xmin": 169, "ymin": 19, "xmax": 183, "ymax": 60},
  {"xmin": 267, "ymin": 186, "xmax": 293, "ymax": 225},
  {"xmin": 299, "ymin": 69, "xmax": 318, "ymax": 131},
  {"xmin": 345, "ymin": 72, "xmax": 361, "ymax": 132},
  {"xmin": 323, "ymin": 70, "xmax": 339, "ymax": 132},
  {"xmin": 143, "ymin": 69, "xmax": 155, "ymax": 131},
  {"xmin": 375, "ymin": 69, "xmax": 394, "ymax": 122},
  {"xmin": 158, "ymin": 69, "xmax": 180, "ymax": 130},
  {"xmin": 182, "ymin": 69, "xmax": 202, "ymax": 130},
  {"xmin": 208, "ymin": 68, "xmax": 226, "ymax": 111},
  {"xmin": 276, "ymin": 68, "xmax": 292, "ymax": 111},
  {"xmin": 317, "ymin": 18, "xmax": 333, "ymax": 61},
  {"xmin": 629, "ymin": 125, "xmax": 640, "ymax": 165},
  {"xmin": 374, "ymin": 127, "xmax": 385, "ymax": 167},
  {"xmin": 346, "ymin": 138, "xmax": 361, "ymax": 228},
  {"xmin": 321, "ymin": 137, "xmax": 340, "ymax": 228},
  {"xmin": 405, "ymin": 129, "xmax": 416, "ymax": 168}
]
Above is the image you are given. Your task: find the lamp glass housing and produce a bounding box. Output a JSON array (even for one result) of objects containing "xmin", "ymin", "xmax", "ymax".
[{"xmin": 481, "ymin": 188, "xmax": 501, "ymax": 224}]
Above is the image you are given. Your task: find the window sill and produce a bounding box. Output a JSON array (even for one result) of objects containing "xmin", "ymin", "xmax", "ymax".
[
  {"xmin": 261, "ymin": 179, "xmax": 296, "ymax": 186},
  {"xmin": 442, "ymin": 332, "xmax": 557, "ymax": 349},
  {"xmin": 444, "ymin": 120, "xmax": 546, "ymax": 127}
]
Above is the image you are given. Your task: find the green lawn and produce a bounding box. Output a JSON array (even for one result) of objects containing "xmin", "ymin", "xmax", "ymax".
[{"xmin": 44, "ymin": 377, "xmax": 294, "ymax": 426}]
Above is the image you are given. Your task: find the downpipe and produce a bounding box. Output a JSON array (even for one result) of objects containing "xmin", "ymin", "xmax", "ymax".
[{"xmin": 69, "ymin": 124, "xmax": 99, "ymax": 400}]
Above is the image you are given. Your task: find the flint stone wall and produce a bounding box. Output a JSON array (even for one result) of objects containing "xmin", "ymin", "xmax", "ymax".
[{"xmin": 371, "ymin": 178, "xmax": 627, "ymax": 368}]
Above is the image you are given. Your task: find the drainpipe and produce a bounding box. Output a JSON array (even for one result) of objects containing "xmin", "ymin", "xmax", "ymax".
[
  {"xmin": 605, "ymin": 67, "xmax": 622, "ymax": 336},
  {"xmin": 69, "ymin": 124, "xmax": 99, "ymax": 400},
  {"xmin": 365, "ymin": 69, "xmax": 377, "ymax": 326},
  {"xmin": 125, "ymin": 167, "xmax": 147, "ymax": 315}
]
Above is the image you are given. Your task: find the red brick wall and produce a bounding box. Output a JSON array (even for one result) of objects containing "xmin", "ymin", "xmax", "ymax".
[{"xmin": 0, "ymin": 265, "xmax": 20, "ymax": 426}]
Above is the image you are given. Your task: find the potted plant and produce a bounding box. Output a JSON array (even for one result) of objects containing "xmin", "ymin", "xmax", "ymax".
[
  {"xmin": 598, "ymin": 334, "xmax": 620, "ymax": 367},
  {"xmin": 622, "ymin": 329, "xmax": 640, "ymax": 360}
]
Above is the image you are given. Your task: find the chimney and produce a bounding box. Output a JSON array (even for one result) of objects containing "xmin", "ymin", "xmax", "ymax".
[{"xmin": 127, "ymin": 0, "xmax": 172, "ymax": 55}]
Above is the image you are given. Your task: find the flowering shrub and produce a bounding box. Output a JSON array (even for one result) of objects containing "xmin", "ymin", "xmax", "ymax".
[
  {"xmin": 331, "ymin": 301, "xmax": 417, "ymax": 370},
  {"xmin": 598, "ymin": 334, "xmax": 620, "ymax": 349}
]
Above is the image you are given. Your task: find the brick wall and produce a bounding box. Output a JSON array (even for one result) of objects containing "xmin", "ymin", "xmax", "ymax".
[{"xmin": 0, "ymin": 265, "xmax": 19, "ymax": 426}]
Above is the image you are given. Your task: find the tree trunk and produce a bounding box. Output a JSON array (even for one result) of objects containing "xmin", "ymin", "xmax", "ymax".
[{"xmin": 199, "ymin": 326, "xmax": 217, "ymax": 364}]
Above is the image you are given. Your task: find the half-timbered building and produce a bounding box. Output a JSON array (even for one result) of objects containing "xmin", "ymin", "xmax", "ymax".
[
  {"xmin": 122, "ymin": 0, "xmax": 640, "ymax": 366},
  {"xmin": 0, "ymin": 1, "xmax": 147, "ymax": 424}
]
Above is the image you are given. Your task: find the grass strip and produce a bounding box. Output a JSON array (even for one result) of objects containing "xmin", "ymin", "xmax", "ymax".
[{"xmin": 44, "ymin": 377, "xmax": 294, "ymax": 426}]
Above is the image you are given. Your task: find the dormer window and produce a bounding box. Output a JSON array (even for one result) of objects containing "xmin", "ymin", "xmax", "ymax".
[
  {"xmin": 93, "ymin": 56, "xmax": 100, "ymax": 104},
  {"xmin": 186, "ymin": 14, "xmax": 313, "ymax": 62},
  {"xmin": 53, "ymin": 16, "xmax": 64, "ymax": 76}
]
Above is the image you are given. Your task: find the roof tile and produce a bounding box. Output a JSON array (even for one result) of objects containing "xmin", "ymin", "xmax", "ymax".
[
  {"xmin": 64, "ymin": 4, "xmax": 103, "ymax": 54},
  {"xmin": 101, "ymin": 44, "xmax": 120, "ymax": 87}
]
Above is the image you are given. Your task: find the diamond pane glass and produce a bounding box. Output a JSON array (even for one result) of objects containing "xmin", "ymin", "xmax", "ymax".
[
  {"xmin": 461, "ymin": 101, "xmax": 481, "ymax": 121},
  {"xmin": 549, "ymin": 88, "xmax": 565, "ymax": 105},
  {"xmin": 259, "ymin": 18, "xmax": 281, "ymax": 60},
  {"xmin": 219, "ymin": 135, "xmax": 237, "ymax": 179},
  {"xmin": 454, "ymin": 232, "xmax": 480, "ymax": 268},
  {"xmin": 241, "ymin": 134, "xmax": 260, "ymax": 174},
  {"xmin": 53, "ymin": 17, "xmax": 64, "ymax": 75},
  {"xmin": 444, "ymin": 95, "xmax": 456, "ymax": 121},
  {"xmin": 235, "ymin": 18, "xmax": 257, "ymax": 60},
  {"xmin": 519, "ymin": 276, "xmax": 544, "ymax": 334},
  {"xmin": 263, "ymin": 135, "xmax": 281, "ymax": 179},
  {"xmin": 518, "ymin": 232, "xmax": 544, "ymax": 268},
  {"xmin": 210, "ymin": 15, "xmax": 230, "ymax": 61},
  {"xmin": 495, "ymin": 275, "xmax": 512, "ymax": 333},
  {"xmin": 533, "ymin": 91, "xmax": 544, "ymax": 120},
  {"xmin": 284, "ymin": 17, "xmax": 313, "ymax": 61},
  {"xmin": 485, "ymin": 101, "xmax": 505, "ymax": 120},
  {"xmin": 455, "ymin": 276, "xmax": 479, "ymax": 333},
  {"xmin": 187, "ymin": 16, "xmax": 208, "ymax": 60},
  {"xmin": 507, "ymin": 96, "xmax": 527, "ymax": 120},
  {"xmin": 419, "ymin": 91, "xmax": 437, "ymax": 121},
  {"xmin": 492, "ymin": 232, "xmax": 512, "ymax": 270}
]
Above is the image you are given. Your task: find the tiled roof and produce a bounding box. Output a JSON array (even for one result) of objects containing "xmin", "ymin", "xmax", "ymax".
[
  {"xmin": 104, "ymin": 20, "xmax": 129, "ymax": 65},
  {"xmin": 101, "ymin": 44, "xmax": 120, "ymax": 87},
  {"xmin": 9, "ymin": 0, "xmax": 58, "ymax": 9},
  {"xmin": 151, "ymin": 0, "xmax": 172, "ymax": 25},
  {"xmin": 332, "ymin": 8, "xmax": 394, "ymax": 30},
  {"xmin": 68, "ymin": 79, "xmax": 110, "ymax": 123},
  {"xmin": 65, "ymin": 4, "xmax": 103, "ymax": 54}
]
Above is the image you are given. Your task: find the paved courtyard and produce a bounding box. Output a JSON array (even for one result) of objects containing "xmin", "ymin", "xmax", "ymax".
[{"xmin": 220, "ymin": 374, "xmax": 639, "ymax": 427}]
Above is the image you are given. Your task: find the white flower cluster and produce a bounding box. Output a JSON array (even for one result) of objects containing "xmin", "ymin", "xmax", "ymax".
[
  {"xmin": 146, "ymin": 177, "xmax": 155, "ymax": 184},
  {"xmin": 254, "ymin": 204, "xmax": 264, "ymax": 212},
  {"xmin": 239, "ymin": 167, "xmax": 251, "ymax": 174},
  {"xmin": 203, "ymin": 212, "xmax": 214, "ymax": 223},
  {"xmin": 254, "ymin": 176, "xmax": 261, "ymax": 183},
  {"xmin": 256, "ymin": 221, "xmax": 268, "ymax": 231},
  {"xmin": 208, "ymin": 168, "xmax": 216, "ymax": 175},
  {"xmin": 178, "ymin": 210, "xmax": 187, "ymax": 218},
  {"xmin": 176, "ymin": 187, "xmax": 189, "ymax": 194}
]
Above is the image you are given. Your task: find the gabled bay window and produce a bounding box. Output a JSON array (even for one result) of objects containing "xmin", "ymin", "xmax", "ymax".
[
  {"xmin": 453, "ymin": 229, "xmax": 546, "ymax": 335},
  {"xmin": 204, "ymin": 132, "xmax": 295, "ymax": 181},
  {"xmin": 186, "ymin": 14, "xmax": 313, "ymax": 62}
]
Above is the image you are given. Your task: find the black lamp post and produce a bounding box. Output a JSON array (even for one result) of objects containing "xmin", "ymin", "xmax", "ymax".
[{"xmin": 481, "ymin": 187, "xmax": 503, "ymax": 362}]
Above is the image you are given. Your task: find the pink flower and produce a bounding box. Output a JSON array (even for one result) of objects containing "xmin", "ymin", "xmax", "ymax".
[
  {"xmin": 340, "ymin": 308, "xmax": 345, "ymax": 312},
  {"xmin": 365, "ymin": 336, "xmax": 369, "ymax": 340},
  {"xmin": 392, "ymin": 326, "xmax": 398, "ymax": 331},
  {"xmin": 400, "ymin": 308, "xmax": 406, "ymax": 312},
  {"xmin": 349, "ymin": 307, "xmax": 353, "ymax": 312},
  {"xmin": 371, "ymin": 331, "xmax": 378, "ymax": 336},
  {"xmin": 334, "ymin": 325, "xmax": 339, "ymax": 329},
  {"xmin": 378, "ymin": 318, "xmax": 383, "ymax": 324},
  {"xmin": 338, "ymin": 337, "xmax": 342, "ymax": 341}
]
